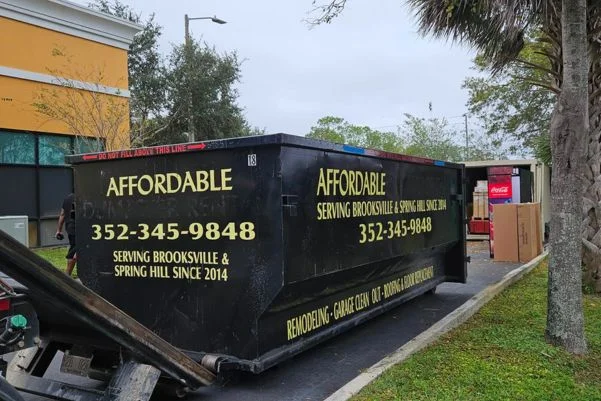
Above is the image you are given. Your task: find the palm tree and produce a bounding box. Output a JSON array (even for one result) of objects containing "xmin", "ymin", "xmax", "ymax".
[
  {"xmin": 310, "ymin": 0, "xmax": 590, "ymax": 354},
  {"xmin": 408, "ymin": 0, "xmax": 591, "ymax": 354},
  {"xmin": 410, "ymin": 1, "xmax": 601, "ymax": 297}
]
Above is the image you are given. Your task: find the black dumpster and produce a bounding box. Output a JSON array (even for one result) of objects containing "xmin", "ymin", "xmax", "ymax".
[{"xmin": 68, "ymin": 134, "xmax": 467, "ymax": 373}]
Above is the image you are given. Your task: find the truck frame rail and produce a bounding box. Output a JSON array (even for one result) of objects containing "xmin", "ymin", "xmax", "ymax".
[{"xmin": 0, "ymin": 230, "xmax": 215, "ymax": 400}]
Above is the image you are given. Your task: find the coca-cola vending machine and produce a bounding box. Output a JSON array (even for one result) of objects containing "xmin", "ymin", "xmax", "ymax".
[{"xmin": 488, "ymin": 166, "xmax": 513, "ymax": 257}]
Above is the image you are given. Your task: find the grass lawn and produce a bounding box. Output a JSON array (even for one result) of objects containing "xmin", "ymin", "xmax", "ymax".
[
  {"xmin": 353, "ymin": 260, "xmax": 601, "ymax": 401},
  {"xmin": 33, "ymin": 246, "xmax": 77, "ymax": 277}
]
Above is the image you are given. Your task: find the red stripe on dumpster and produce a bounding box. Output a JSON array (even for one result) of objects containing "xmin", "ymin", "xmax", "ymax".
[
  {"xmin": 82, "ymin": 154, "xmax": 99, "ymax": 160},
  {"xmin": 187, "ymin": 143, "xmax": 206, "ymax": 150}
]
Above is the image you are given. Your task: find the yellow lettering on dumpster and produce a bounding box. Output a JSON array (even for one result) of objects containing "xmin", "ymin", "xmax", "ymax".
[
  {"xmin": 105, "ymin": 169, "xmax": 233, "ymax": 197},
  {"xmin": 114, "ymin": 264, "xmax": 147, "ymax": 277},
  {"xmin": 283, "ymin": 265, "xmax": 437, "ymax": 342},
  {"xmin": 316, "ymin": 168, "xmax": 386, "ymax": 197},
  {"xmin": 286, "ymin": 306, "xmax": 330, "ymax": 340}
]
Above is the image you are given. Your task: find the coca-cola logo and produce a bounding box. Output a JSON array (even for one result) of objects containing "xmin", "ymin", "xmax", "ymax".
[
  {"xmin": 489, "ymin": 182, "xmax": 512, "ymax": 198},
  {"xmin": 490, "ymin": 186, "xmax": 509, "ymax": 194}
]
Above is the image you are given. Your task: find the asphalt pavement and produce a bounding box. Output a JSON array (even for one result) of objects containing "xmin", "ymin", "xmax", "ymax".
[{"xmin": 20, "ymin": 241, "xmax": 520, "ymax": 401}]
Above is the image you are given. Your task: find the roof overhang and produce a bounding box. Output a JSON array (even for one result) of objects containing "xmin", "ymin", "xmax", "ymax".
[
  {"xmin": 462, "ymin": 159, "xmax": 540, "ymax": 168},
  {"xmin": 0, "ymin": 0, "xmax": 142, "ymax": 50}
]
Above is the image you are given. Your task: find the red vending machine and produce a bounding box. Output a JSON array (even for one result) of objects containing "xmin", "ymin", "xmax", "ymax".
[{"xmin": 488, "ymin": 166, "xmax": 513, "ymax": 257}]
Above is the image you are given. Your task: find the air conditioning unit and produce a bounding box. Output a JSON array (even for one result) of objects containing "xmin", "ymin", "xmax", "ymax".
[{"xmin": 0, "ymin": 216, "xmax": 29, "ymax": 247}]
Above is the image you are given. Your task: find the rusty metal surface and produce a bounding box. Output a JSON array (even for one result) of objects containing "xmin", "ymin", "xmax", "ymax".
[
  {"xmin": 0, "ymin": 230, "xmax": 215, "ymax": 389},
  {"xmin": 100, "ymin": 360, "xmax": 160, "ymax": 401}
]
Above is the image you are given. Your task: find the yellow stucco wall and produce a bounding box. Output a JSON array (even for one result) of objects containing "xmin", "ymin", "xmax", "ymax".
[
  {"xmin": 0, "ymin": 15, "xmax": 131, "ymax": 150},
  {"xmin": 0, "ymin": 76, "xmax": 130, "ymax": 149},
  {"xmin": 0, "ymin": 17, "xmax": 128, "ymax": 89}
]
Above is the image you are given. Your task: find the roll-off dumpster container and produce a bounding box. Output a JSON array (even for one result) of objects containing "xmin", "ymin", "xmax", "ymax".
[{"xmin": 68, "ymin": 134, "xmax": 467, "ymax": 373}]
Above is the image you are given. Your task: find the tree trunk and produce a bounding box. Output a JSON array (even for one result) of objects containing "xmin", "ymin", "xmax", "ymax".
[
  {"xmin": 582, "ymin": 98, "xmax": 601, "ymax": 294},
  {"xmin": 545, "ymin": 0, "xmax": 588, "ymax": 354},
  {"xmin": 581, "ymin": 3, "xmax": 601, "ymax": 294}
]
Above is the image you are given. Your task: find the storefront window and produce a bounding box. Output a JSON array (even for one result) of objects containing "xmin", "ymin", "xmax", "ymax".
[
  {"xmin": 0, "ymin": 131, "xmax": 35, "ymax": 164},
  {"xmin": 75, "ymin": 137, "xmax": 105, "ymax": 154},
  {"xmin": 39, "ymin": 135, "xmax": 72, "ymax": 165}
]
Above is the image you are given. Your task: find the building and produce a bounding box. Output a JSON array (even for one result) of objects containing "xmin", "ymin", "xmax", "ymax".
[
  {"xmin": 463, "ymin": 159, "xmax": 551, "ymax": 241},
  {"xmin": 0, "ymin": 0, "xmax": 140, "ymax": 247}
]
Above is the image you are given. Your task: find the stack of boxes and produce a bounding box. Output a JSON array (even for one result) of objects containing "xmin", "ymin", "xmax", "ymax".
[
  {"xmin": 492, "ymin": 203, "xmax": 543, "ymax": 263},
  {"xmin": 470, "ymin": 180, "xmax": 490, "ymax": 234}
]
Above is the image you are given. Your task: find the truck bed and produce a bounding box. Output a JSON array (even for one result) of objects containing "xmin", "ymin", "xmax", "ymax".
[{"xmin": 0, "ymin": 230, "xmax": 215, "ymax": 391}]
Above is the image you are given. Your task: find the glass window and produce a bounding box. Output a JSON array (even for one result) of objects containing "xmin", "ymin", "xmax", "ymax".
[
  {"xmin": 39, "ymin": 135, "xmax": 72, "ymax": 166},
  {"xmin": 0, "ymin": 167, "xmax": 37, "ymax": 217},
  {"xmin": 75, "ymin": 137, "xmax": 105, "ymax": 154},
  {"xmin": 0, "ymin": 131, "xmax": 35, "ymax": 164},
  {"xmin": 39, "ymin": 169, "xmax": 73, "ymax": 218}
]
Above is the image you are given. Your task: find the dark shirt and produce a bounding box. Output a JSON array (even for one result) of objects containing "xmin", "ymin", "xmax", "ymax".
[{"xmin": 62, "ymin": 193, "xmax": 75, "ymax": 236}]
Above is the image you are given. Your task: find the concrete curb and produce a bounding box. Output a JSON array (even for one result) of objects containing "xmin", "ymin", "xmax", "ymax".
[{"xmin": 324, "ymin": 251, "xmax": 549, "ymax": 401}]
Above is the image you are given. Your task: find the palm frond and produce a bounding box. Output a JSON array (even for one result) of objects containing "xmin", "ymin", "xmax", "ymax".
[{"xmin": 407, "ymin": 0, "xmax": 553, "ymax": 71}]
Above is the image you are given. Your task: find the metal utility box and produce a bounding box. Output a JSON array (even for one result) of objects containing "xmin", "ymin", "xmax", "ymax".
[
  {"xmin": 0, "ymin": 216, "xmax": 28, "ymax": 247},
  {"xmin": 67, "ymin": 134, "xmax": 467, "ymax": 373}
]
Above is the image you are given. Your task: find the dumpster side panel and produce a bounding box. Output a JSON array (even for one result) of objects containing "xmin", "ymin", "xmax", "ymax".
[
  {"xmin": 74, "ymin": 146, "xmax": 283, "ymax": 359},
  {"xmin": 71, "ymin": 134, "xmax": 467, "ymax": 370},
  {"xmin": 256, "ymin": 146, "xmax": 464, "ymax": 355},
  {"xmin": 282, "ymin": 146, "xmax": 462, "ymax": 280}
]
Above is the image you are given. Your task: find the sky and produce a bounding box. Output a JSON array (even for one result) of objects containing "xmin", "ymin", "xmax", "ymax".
[{"xmin": 76, "ymin": 0, "xmax": 479, "ymax": 136}]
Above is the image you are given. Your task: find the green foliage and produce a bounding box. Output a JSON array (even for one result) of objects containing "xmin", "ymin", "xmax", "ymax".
[
  {"xmin": 353, "ymin": 260, "xmax": 601, "ymax": 401},
  {"xmin": 90, "ymin": 1, "xmax": 166, "ymax": 141},
  {"xmin": 399, "ymin": 113, "xmax": 504, "ymax": 161},
  {"xmin": 401, "ymin": 114, "xmax": 464, "ymax": 161},
  {"xmin": 89, "ymin": 0, "xmax": 138, "ymax": 22},
  {"xmin": 307, "ymin": 116, "xmax": 404, "ymax": 153},
  {"xmin": 34, "ymin": 247, "xmax": 78, "ymax": 277},
  {"xmin": 89, "ymin": 1, "xmax": 256, "ymax": 145},
  {"xmin": 408, "ymin": 0, "xmax": 543, "ymax": 72},
  {"xmin": 160, "ymin": 40, "xmax": 248, "ymax": 143},
  {"xmin": 463, "ymin": 36, "xmax": 555, "ymax": 162},
  {"xmin": 307, "ymin": 115, "xmax": 503, "ymax": 162}
]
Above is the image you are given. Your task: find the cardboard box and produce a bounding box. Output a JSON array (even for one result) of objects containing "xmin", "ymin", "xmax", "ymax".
[
  {"xmin": 472, "ymin": 192, "xmax": 490, "ymax": 219},
  {"xmin": 476, "ymin": 180, "xmax": 488, "ymax": 190},
  {"xmin": 492, "ymin": 204, "xmax": 519, "ymax": 262},
  {"xmin": 484, "ymin": 192, "xmax": 489, "ymax": 218},
  {"xmin": 534, "ymin": 204, "xmax": 543, "ymax": 255},
  {"xmin": 492, "ymin": 203, "xmax": 543, "ymax": 263},
  {"xmin": 517, "ymin": 203, "xmax": 543, "ymax": 263}
]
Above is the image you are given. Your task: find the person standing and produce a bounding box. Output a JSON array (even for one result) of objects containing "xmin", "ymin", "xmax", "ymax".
[{"xmin": 55, "ymin": 192, "xmax": 76, "ymax": 277}]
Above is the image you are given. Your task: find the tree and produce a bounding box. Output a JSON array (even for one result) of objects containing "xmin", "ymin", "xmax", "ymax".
[
  {"xmin": 91, "ymin": 1, "xmax": 262, "ymax": 145},
  {"xmin": 402, "ymin": 114, "xmax": 503, "ymax": 161},
  {"xmin": 307, "ymin": 116, "xmax": 404, "ymax": 152},
  {"xmin": 307, "ymin": 114, "xmax": 501, "ymax": 161},
  {"xmin": 545, "ymin": 0, "xmax": 588, "ymax": 355},
  {"xmin": 309, "ymin": 0, "xmax": 590, "ymax": 354},
  {"xmin": 410, "ymin": 0, "xmax": 588, "ymax": 355},
  {"xmin": 159, "ymin": 39, "xmax": 248, "ymax": 143},
  {"xmin": 401, "ymin": 114, "xmax": 463, "ymax": 161},
  {"xmin": 89, "ymin": 1, "xmax": 168, "ymax": 146},
  {"xmin": 32, "ymin": 48, "xmax": 130, "ymax": 151},
  {"xmin": 463, "ymin": 39, "xmax": 555, "ymax": 163}
]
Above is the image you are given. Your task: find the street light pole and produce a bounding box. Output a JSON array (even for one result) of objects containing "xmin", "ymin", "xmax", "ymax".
[
  {"xmin": 464, "ymin": 113, "xmax": 469, "ymax": 161},
  {"xmin": 184, "ymin": 14, "xmax": 227, "ymax": 142},
  {"xmin": 184, "ymin": 14, "xmax": 194, "ymax": 142}
]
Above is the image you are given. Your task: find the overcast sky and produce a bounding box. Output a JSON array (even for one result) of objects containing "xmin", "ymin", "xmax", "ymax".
[{"xmin": 76, "ymin": 0, "xmax": 478, "ymax": 136}]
